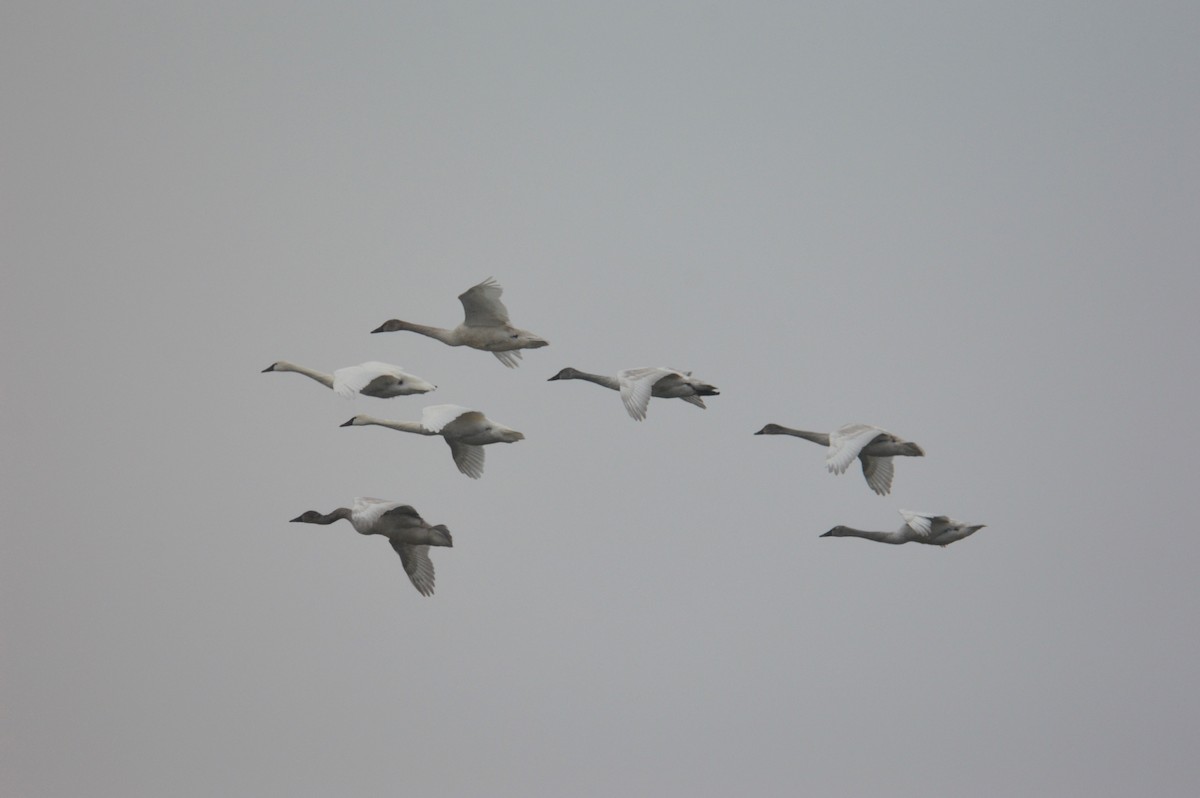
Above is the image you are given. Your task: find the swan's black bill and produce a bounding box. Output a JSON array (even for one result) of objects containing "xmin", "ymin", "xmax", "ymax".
[{"xmin": 339, "ymin": 418, "xmax": 356, "ymax": 427}]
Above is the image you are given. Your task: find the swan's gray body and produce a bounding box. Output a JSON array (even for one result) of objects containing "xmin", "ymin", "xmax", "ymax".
[
  {"xmin": 341, "ymin": 404, "xmax": 525, "ymax": 479},
  {"xmin": 289, "ymin": 497, "xmax": 453, "ymax": 596},
  {"xmin": 754, "ymin": 422, "xmax": 924, "ymax": 495},
  {"xmin": 371, "ymin": 278, "xmax": 548, "ymax": 368},
  {"xmin": 262, "ymin": 360, "xmax": 436, "ymax": 397},
  {"xmin": 548, "ymin": 366, "xmax": 719, "ymax": 421},
  {"xmin": 822, "ymin": 510, "xmax": 985, "ymax": 547}
]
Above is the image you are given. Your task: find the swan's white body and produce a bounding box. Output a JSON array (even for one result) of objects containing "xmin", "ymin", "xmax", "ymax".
[
  {"xmin": 289, "ymin": 497, "xmax": 453, "ymax": 596},
  {"xmin": 341, "ymin": 404, "xmax": 525, "ymax": 479},
  {"xmin": 371, "ymin": 278, "xmax": 549, "ymax": 368},
  {"xmin": 754, "ymin": 422, "xmax": 924, "ymax": 495},
  {"xmin": 332, "ymin": 362, "xmax": 437, "ymax": 398},
  {"xmin": 822, "ymin": 509, "xmax": 986, "ymax": 547},
  {"xmin": 548, "ymin": 366, "xmax": 719, "ymax": 421},
  {"xmin": 263, "ymin": 360, "xmax": 436, "ymax": 397}
]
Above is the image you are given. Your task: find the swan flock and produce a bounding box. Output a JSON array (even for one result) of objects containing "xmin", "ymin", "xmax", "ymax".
[{"xmin": 267, "ymin": 277, "xmax": 986, "ymax": 594}]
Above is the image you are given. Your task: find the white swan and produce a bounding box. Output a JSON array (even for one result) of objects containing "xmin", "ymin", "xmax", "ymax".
[
  {"xmin": 754, "ymin": 422, "xmax": 924, "ymax": 495},
  {"xmin": 341, "ymin": 404, "xmax": 525, "ymax": 479},
  {"xmin": 289, "ymin": 497, "xmax": 453, "ymax": 596},
  {"xmin": 822, "ymin": 509, "xmax": 986, "ymax": 547},
  {"xmin": 371, "ymin": 278, "xmax": 549, "ymax": 368},
  {"xmin": 262, "ymin": 360, "xmax": 436, "ymax": 397},
  {"xmin": 548, "ymin": 366, "xmax": 719, "ymax": 421}
]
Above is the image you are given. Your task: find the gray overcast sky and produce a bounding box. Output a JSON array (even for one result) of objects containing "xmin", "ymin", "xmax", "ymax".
[{"xmin": 3, "ymin": 2, "xmax": 1199, "ymax": 795}]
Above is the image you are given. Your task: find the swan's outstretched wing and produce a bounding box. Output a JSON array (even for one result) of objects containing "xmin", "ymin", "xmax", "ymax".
[
  {"xmin": 860, "ymin": 456, "xmax": 895, "ymax": 495},
  {"xmin": 679, "ymin": 395, "xmax": 707, "ymax": 409},
  {"xmin": 493, "ymin": 349, "xmax": 523, "ymax": 368},
  {"xmin": 447, "ymin": 440, "xmax": 486, "ymax": 479},
  {"xmin": 459, "ymin": 277, "xmax": 510, "ymax": 326},
  {"xmin": 617, "ymin": 367, "xmax": 677, "ymax": 421},
  {"xmin": 389, "ymin": 541, "xmax": 436, "ymax": 596},
  {"xmin": 420, "ymin": 404, "xmax": 476, "ymax": 433},
  {"xmin": 826, "ymin": 423, "xmax": 887, "ymax": 474}
]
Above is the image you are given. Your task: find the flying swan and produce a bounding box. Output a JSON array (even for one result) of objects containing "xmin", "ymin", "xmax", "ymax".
[
  {"xmin": 340, "ymin": 404, "xmax": 525, "ymax": 479},
  {"xmin": 754, "ymin": 422, "xmax": 924, "ymax": 495},
  {"xmin": 548, "ymin": 366, "xmax": 719, "ymax": 421},
  {"xmin": 822, "ymin": 509, "xmax": 986, "ymax": 547},
  {"xmin": 262, "ymin": 360, "xmax": 436, "ymax": 398},
  {"xmin": 371, "ymin": 278, "xmax": 549, "ymax": 368},
  {"xmin": 289, "ymin": 497, "xmax": 453, "ymax": 596}
]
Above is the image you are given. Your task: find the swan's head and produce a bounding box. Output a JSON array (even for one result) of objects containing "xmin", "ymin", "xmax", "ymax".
[
  {"xmin": 547, "ymin": 367, "xmax": 581, "ymax": 381},
  {"xmin": 429, "ymin": 525, "xmax": 454, "ymax": 547},
  {"xmin": 340, "ymin": 415, "xmax": 370, "ymax": 427},
  {"xmin": 290, "ymin": 510, "xmax": 325, "ymax": 524},
  {"xmin": 262, "ymin": 362, "xmax": 281, "ymax": 373},
  {"xmin": 755, "ymin": 423, "xmax": 786, "ymax": 435},
  {"xmin": 821, "ymin": 526, "xmax": 852, "ymax": 538},
  {"xmin": 371, "ymin": 319, "xmax": 407, "ymax": 334}
]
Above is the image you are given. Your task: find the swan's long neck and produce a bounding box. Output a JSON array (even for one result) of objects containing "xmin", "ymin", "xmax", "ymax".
[
  {"xmin": 314, "ymin": 508, "xmax": 353, "ymax": 524},
  {"xmin": 773, "ymin": 427, "xmax": 831, "ymax": 446},
  {"xmin": 390, "ymin": 320, "xmax": 460, "ymax": 346},
  {"xmin": 571, "ymin": 371, "xmax": 621, "ymax": 391},
  {"xmin": 274, "ymin": 361, "xmax": 333, "ymax": 388},
  {"xmin": 358, "ymin": 416, "xmax": 437, "ymax": 435},
  {"xmin": 828, "ymin": 526, "xmax": 908, "ymax": 544}
]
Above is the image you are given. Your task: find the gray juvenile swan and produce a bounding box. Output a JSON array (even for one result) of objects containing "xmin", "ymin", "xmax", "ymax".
[
  {"xmin": 341, "ymin": 404, "xmax": 525, "ymax": 479},
  {"xmin": 548, "ymin": 366, "xmax": 720, "ymax": 421},
  {"xmin": 754, "ymin": 422, "xmax": 924, "ymax": 495},
  {"xmin": 371, "ymin": 277, "xmax": 549, "ymax": 368},
  {"xmin": 822, "ymin": 509, "xmax": 986, "ymax": 547},
  {"xmin": 289, "ymin": 497, "xmax": 453, "ymax": 596},
  {"xmin": 262, "ymin": 360, "xmax": 436, "ymax": 398}
]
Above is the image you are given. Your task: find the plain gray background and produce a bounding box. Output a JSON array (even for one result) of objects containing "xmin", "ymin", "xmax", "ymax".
[{"xmin": 4, "ymin": 2, "xmax": 1199, "ymax": 795}]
